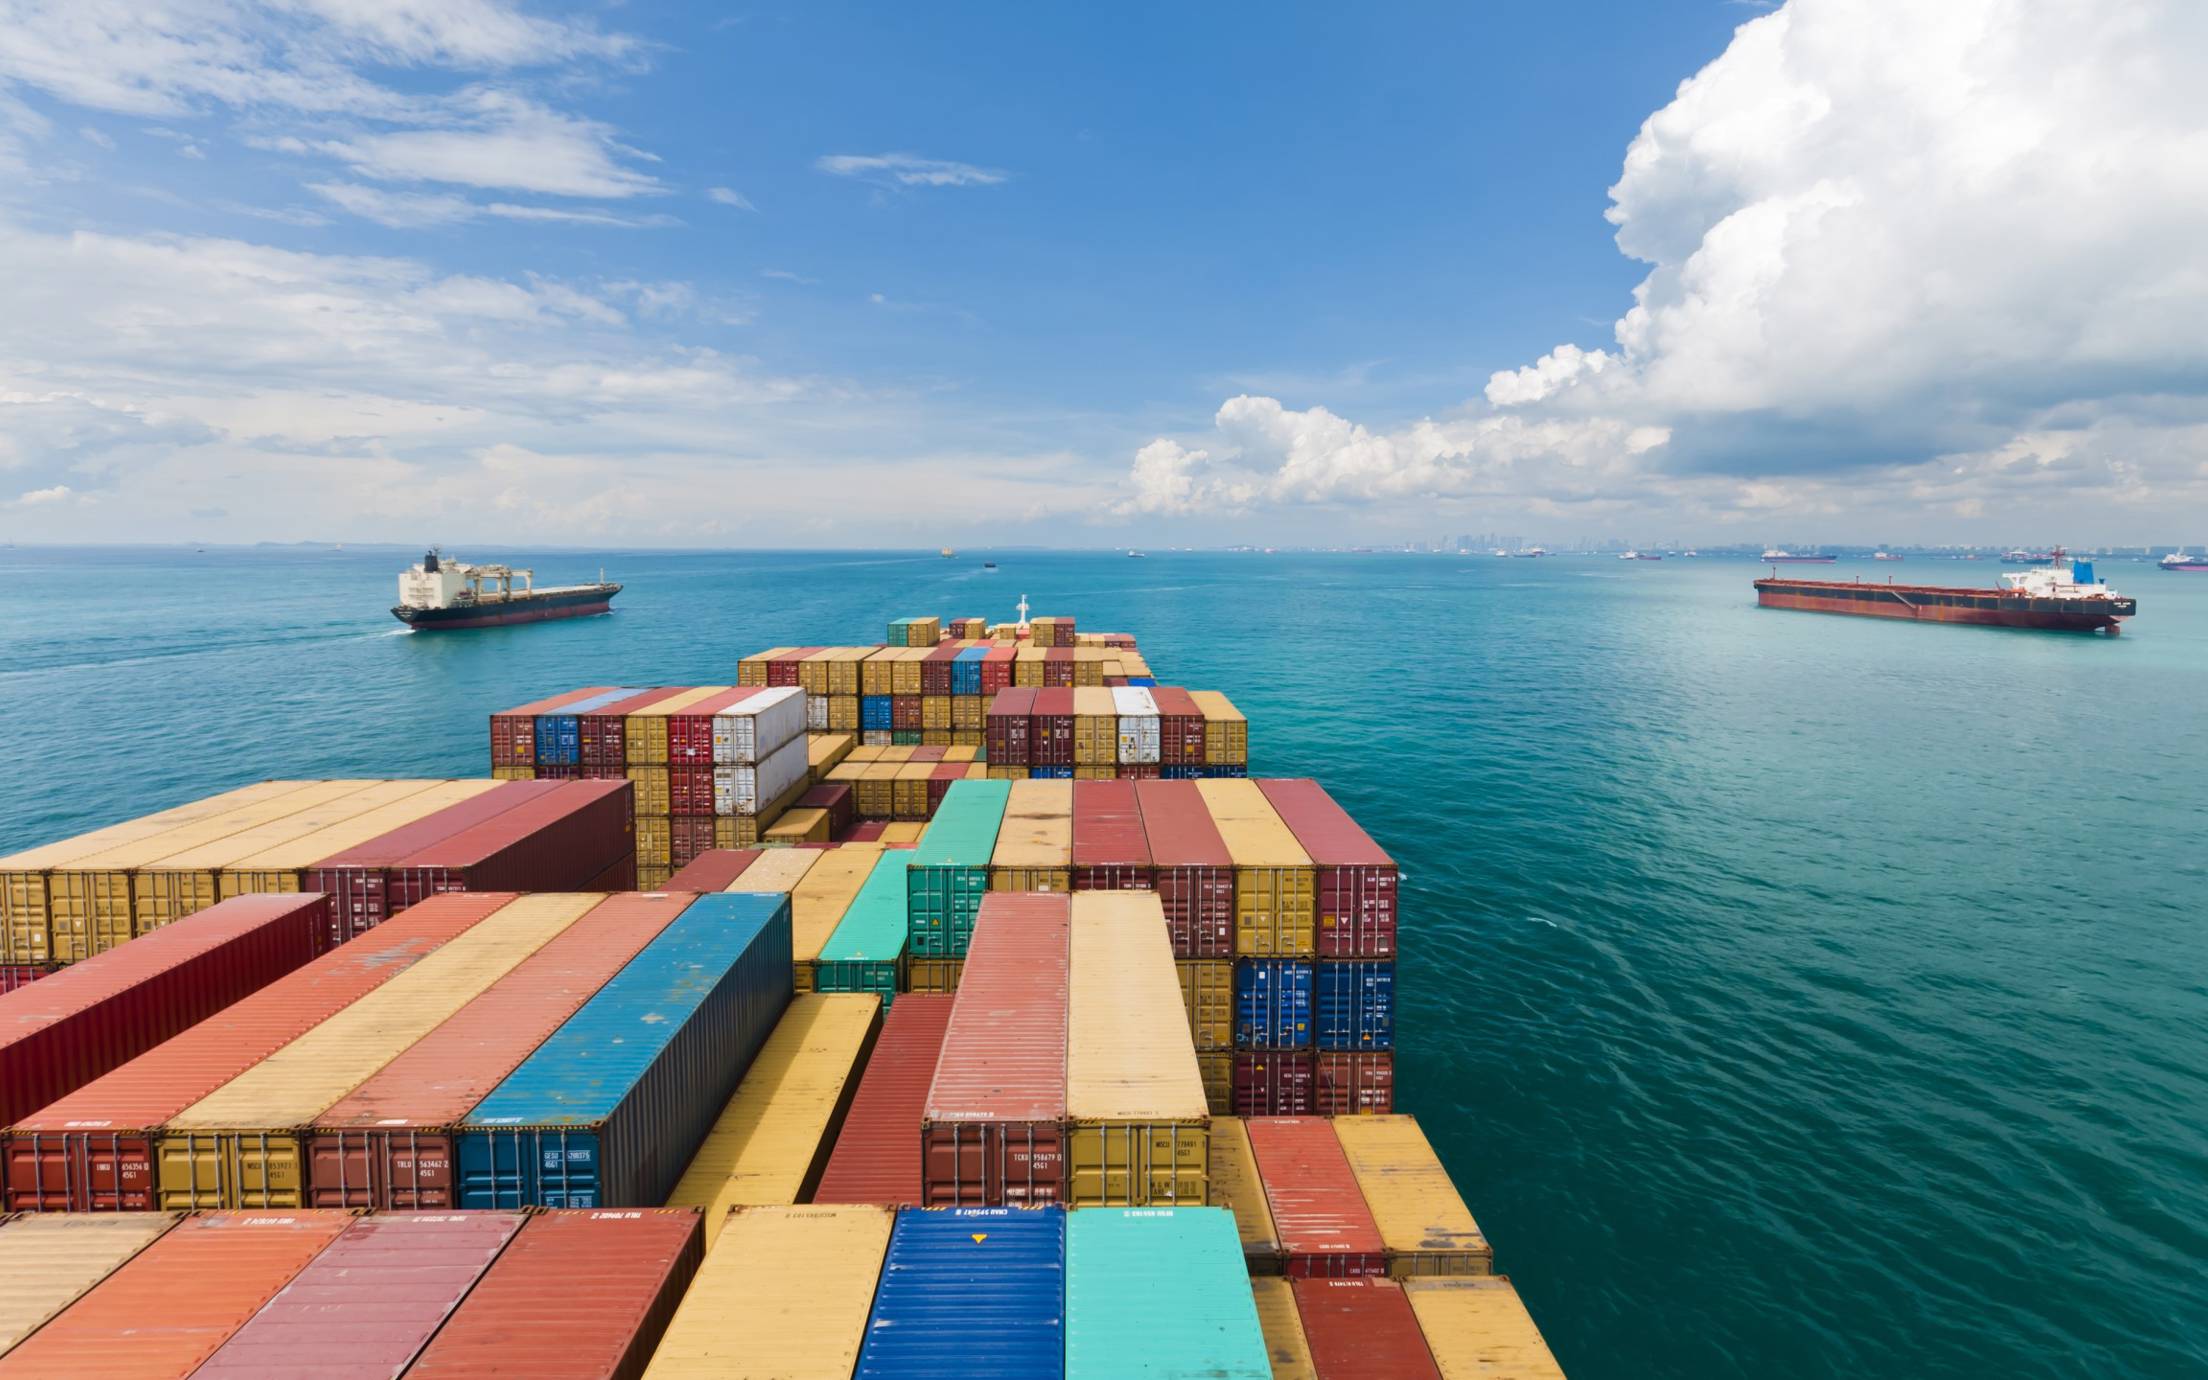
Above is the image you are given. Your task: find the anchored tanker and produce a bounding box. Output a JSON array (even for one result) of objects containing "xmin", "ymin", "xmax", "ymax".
[
  {"xmin": 1756, "ymin": 551, "xmax": 2136, "ymax": 634},
  {"xmin": 392, "ymin": 549, "xmax": 620, "ymax": 631}
]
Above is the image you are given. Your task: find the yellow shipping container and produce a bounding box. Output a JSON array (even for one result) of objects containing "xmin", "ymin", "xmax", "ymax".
[
  {"xmin": 1014, "ymin": 645, "xmax": 1046, "ymax": 688},
  {"xmin": 1066, "ymin": 891, "xmax": 1208, "ymax": 1206},
  {"xmin": 890, "ymin": 762, "xmax": 932, "ymax": 821},
  {"xmin": 628, "ymin": 687, "xmax": 732, "ymax": 765},
  {"xmin": 828, "ymin": 696, "xmax": 860, "ymax": 732},
  {"xmin": 878, "ymin": 821, "xmax": 925, "ymax": 845},
  {"xmin": 1071, "ymin": 765, "xmax": 1118, "ymax": 782},
  {"xmin": 730, "ymin": 847, "xmax": 820, "ymax": 895},
  {"xmin": 950, "ymin": 695, "xmax": 983, "ymax": 730},
  {"xmin": 828, "ymin": 647, "xmax": 874, "ymax": 697},
  {"xmin": 637, "ymin": 863, "xmax": 673, "ymax": 890},
  {"xmin": 0, "ymin": 1213, "xmax": 178, "ymax": 1354},
  {"xmin": 1196, "ymin": 779, "xmax": 1315, "ymax": 957},
  {"xmin": 669, "ymin": 995, "xmax": 882, "ymax": 1244},
  {"xmin": 791, "ymin": 845, "xmax": 881, "ymax": 988},
  {"xmin": 888, "ymin": 648, "xmax": 925, "ymax": 696},
  {"xmin": 987, "ymin": 765, "xmax": 1030, "ymax": 781},
  {"xmin": 1071, "ymin": 687, "xmax": 1116, "ymax": 765},
  {"xmin": 644, "ymin": 1204, "xmax": 891, "ymax": 1378},
  {"xmin": 953, "ymin": 731, "xmax": 986, "ymax": 750},
  {"xmin": 218, "ymin": 779, "xmax": 500, "ymax": 898},
  {"xmin": 1189, "ymin": 690, "xmax": 1249, "ymax": 765},
  {"xmin": 878, "ymin": 745, "xmax": 916, "ymax": 764},
  {"xmin": 627, "ymin": 765, "xmax": 672, "ymax": 816},
  {"xmin": 906, "ymin": 957, "xmax": 963, "ymax": 993},
  {"xmin": 809, "ymin": 732, "xmax": 855, "ymax": 776},
  {"xmin": 922, "ymin": 696, "xmax": 952, "ymax": 730},
  {"xmin": 1402, "ymin": 1277, "xmax": 1566, "ymax": 1380},
  {"xmin": 1250, "ymin": 1278, "xmax": 1317, "ymax": 1380},
  {"xmin": 765, "ymin": 807, "xmax": 832, "ymax": 845},
  {"xmin": 859, "ymin": 648, "xmax": 896, "ymax": 697},
  {"xmin": 844, "ymin": 743, "xmax": 883, "ymax": 765},
  {"xmin": 1212, "ymin": 1116, "xmax": 1282, "ymax": 1273},
  {"xmin": 919, "ymin": 728, "xmax": 951, "ymax": 748},
  {"xmin": 491, "ymin": 765, "xmax": 536, "ymax": 781},
  {"xmin": 1072, "ymin": 646, "xmax": 1106, "ymax": 687},
  {"xmin": 797, "ymin": 647, "xmax": 841, "ymax": 696},
  {"xmin": 1176, "ymin": 959, "xmax": 1234, "ymax": 1052},
  {"xmin": 1332, "ymin": 1116, "xmax": 1493, "ymax": 1276},
  {"xmin": 636, "ymin": 816, "xmax": 672, "ymax": 866},
  {"xmin": 1198, "ymin": 1051, "xmax": 1232, "ymax": 1116},
  {"xmin": 943, "ymin": 743, "xmax": 980, "ymax": 764},
  {"xmin": 855, "ymin": 762, "xmax": 900, "ymax": 820},
  {"xmin": 738, "ymin": 648, "xmax": 794, "ymax": 687},
  {"xmin": 990, "ymin": 778, "xmax": 1072, "ymax": 892},
  {"xmin": 1122, "ymin": 653, "xmax": 1153, "ymax": 679},
  {"xmin": 157, "ymin": 893, "xmax": 598, "ymax": 1208}
]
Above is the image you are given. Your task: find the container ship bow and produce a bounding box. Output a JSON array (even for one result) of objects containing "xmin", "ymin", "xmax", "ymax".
[
  {"xmin": 1757, "ymin": 552, "xmax": 2135, "ymax": 633},
  {"xmin": 392, "ymin": 549, "xmax": 620, "ymax": 630}
]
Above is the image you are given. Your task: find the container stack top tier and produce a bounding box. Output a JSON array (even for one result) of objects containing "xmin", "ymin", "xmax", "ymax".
[{"xmin": 1066, "ymin": 891, "xmax": 1208, "ymax": 1123}]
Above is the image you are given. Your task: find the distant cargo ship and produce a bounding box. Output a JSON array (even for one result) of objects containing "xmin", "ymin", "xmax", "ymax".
[
  {"xmin": 2159, "ymin": 550, "xmax": 2208, "ymax": 571},
  {"xmin": 1618, "ymin": 550, "xmax": 1662, "ymax": 561},
  {"xmin": 392, "ymin": 550, "xmax": 619, "ymax": 630},
  {"xmin": 1873, "ymin": 550, "xmax": 1903, "ymax": 561},
  {"xmin": 1761, "ymin": 549, "xmax": 1836, "ymax": 564},
  {"xmin": 1757, "ymin": 553, "xmax": 2135, "ymax": 634}
]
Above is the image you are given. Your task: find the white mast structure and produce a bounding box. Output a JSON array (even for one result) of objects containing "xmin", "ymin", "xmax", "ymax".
[{"xmin": 1016, "ymin": 594, "xmax": 1031, "ymax": 636}]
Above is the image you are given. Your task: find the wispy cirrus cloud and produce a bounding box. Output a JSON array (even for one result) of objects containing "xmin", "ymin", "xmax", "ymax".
[
  {"xmin": 816, "ymin": 152, "xmax": 1008, "ymax": 188},
  {"xmin": 310, "ymin": 181, "xmax": 677, "ymax": 229},
  {"xmin": 706, "ymin": 186, "xmax": 755, "ymax": 210}
]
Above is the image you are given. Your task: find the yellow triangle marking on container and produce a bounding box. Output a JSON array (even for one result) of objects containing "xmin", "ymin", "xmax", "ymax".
[{"xmin": 971, "ymin": 1233, "xmax": 988, "ymax": 1244}]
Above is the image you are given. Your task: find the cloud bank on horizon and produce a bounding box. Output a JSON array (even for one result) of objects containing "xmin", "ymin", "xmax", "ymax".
[{"xmin": 1125, "ymin": 0, "xmax": 2208, "ymax": 534}]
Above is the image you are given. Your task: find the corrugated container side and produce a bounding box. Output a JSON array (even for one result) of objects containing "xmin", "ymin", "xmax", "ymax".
[
  {"xmin": 815, "ymin": 852, "xmax": 907, "ymax": 1005},
  {"xmin": 1235, "ymin": 1050, "xmax": 1317, "ymax": 1117},
  {"xmin": 1070, "ymin": 778, "xmax": 1152, "ymax": 891},
  {"xmin": 1213, "ymin": 1115, "xmax": 1283, "ymax": 1274},
  {"xmin": 1316, "ymin": 959, "xmax": 1395, "ymax": 1050},
  {"xmin": 457, "ymin": 892, "xmax": 793, "ymax": 1209},
  {"xmin": 1256, "ymin": 778, "xmax": 1399, "ymax": 959},
  {"xmin": 0, "ymin": 893, "xmax": 330, "ymax": 1129},
  {"xmin": 813, "ymin": 993, "xmax": 954, "ymax": 1206},
  {"xmin": 922, "ymin": 894, "xmax": 1069, "ymax": 1206},
  {"xmin": 1238, "ymin": 957, "xmax": 1315, "ymax": 1049},
  {"xmin": 1066, "ymin": 892, "xmax": 1209, "ymax": 1206},
  {"xmin": 1196, "ymin": 778, "xmax": 1315, "ymax": 957},
  {"xmin": 1065, "ymin": 1207, "xmax": 1269, "ymax": 1379},
  {"xmin": 711, "ymin": 685, "xmax": 807, "ymax": 766},
  {"xmin": 625, "ymin": 687, "xmax": 733, "ymax": 766},
  {"xmin": 1190, "ymin": 689, "xmax": 1250, "ymax": 764},
  {"xmin": 0, "ymin": 1213, "xmax": 178, "ymax": 1355},
  {"xmin": 1111, "ymin": 686, "xmax": 1161, "ymax": 764},
  {"xmin": 0, "ymin": 1211, "xmax": 352, "ymax": 1377},
  {"xmin": 668, "ymin": 994, "xmax": 881, "ymax": 1247},
  {"xmin": 494, "ymin": 688, "xmax": 613, "ymax": 767},
  {"xmin": 1031, "ymin": 687, "xmax": 1076, "ymax": 766},
  {"xmin": 193, "ymin": 1212, "xmax": 525, "ymax": 1377},
  {"xmin": 1177, "ymin": 958, "xmax": 1234, "ymax": 1052},
  {"xmin": 906, "ymin": 779, "xmax": 1012, "ymax": 959},
  {"xmin": 1135, "ymin": 780, "xmax": 1235, "ymax": 958},
  {"xmin": 216, "ymin": 779, "xmax": 504, "ymax": 900},
  {"xmin": 1149, "ymin": 687, "xmax": 1208, "ymax": 767},
  {"xmin": 578, "ymin": 688, "xmax": 687, "ymax": 771},
  {"xmin": 1245, "ymin": 1117, "xmax": 1386, "ymax": 1277},
  {"xmin": 1331, "ymin": 1116, "xmax": 1492, "ymax": 1276},
  {"xmin": 303, "ymin": 780, "xmax": 560, "ymax": 939},
  {"xmin": 649, "ymin": 1205, "xmax": 891, "ymax": 1377},
  {"xmin": 1291, "ymin": 1277, "xmax": 1442, "ymax": 1379},
  {"xmin": 387, "ymin": 780, "xmax": 634, "ymax": 909},
  {"xmin": 856, "ymin": 1207, "xmax": 1065, "ymax": 1378},
  {"xmin": 1401, "ymin": 1277, "xmax": 1567, "ymax": 1379},
  {"xmin": 1251, "ymin": 1276, "xmax": 1318, "ymax": 1380},
  {"xmin": 1313, "ymin": 1051, "xmax": 1395, "ymax": 1116}
]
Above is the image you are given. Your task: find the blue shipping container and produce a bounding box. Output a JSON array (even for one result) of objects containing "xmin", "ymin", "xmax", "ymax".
[
  {"xmin": 1031, "ymin": 765, "xmax": 1075, "ymax": 780},
  {"xmin": 1161, "ymin": 766, "xmax": 1204, "ymax": 781},
  {"xmin": 1128, "ymin": 676, "xmax": 1157, "ymax": 687},
  {"xmin": 534, "ymin": 686, "xmax": 640, "ymax": 767},
  {"xmin": 1236, "ymin": 959, "xmax": 1313, "ymax": 1049},
  {"xmin": 1314, "ymin": 960, "xmax": 1394, "ymax": 1051},
  {"xmin": 1199, "ymin": 765, "xmax": 1249, "ymax": 779},
  {"xmin": 952, "ymin": 646, "xmax": 987, "ymax": 697},
  {"xmin": 856, "ymin": 1207, "xmax": 1065, "ymax": 1378},
  {"xmin": 861, "ymin": 695, "xmax": 894, "ymax": 731},
  {"xmin": 456, "ymin": 892, "xmax": 792, "ymax": 1208}
]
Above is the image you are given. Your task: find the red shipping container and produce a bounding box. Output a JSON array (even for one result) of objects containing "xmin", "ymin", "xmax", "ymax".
[
  {"xmin": 386, "ymin": 781, "xmax": 634, "ymax": 912},
  {"xmin": 665, "ymin": 849, "xmax": 762, "ymax": 891},
  {"xmin": 921, "ymin": 645, "xmax": 960, "ymax": 695},
  {"xmin": 1134, "ymin": 780, "xmax": 1235, "ymax": 958},
  {"xmin": 1246, "ymin": 1117, "xmax": 1387, "ymax": 1278},
  {"xmin": 1119, "ymin": 763, "xmax": 1160, "ymax": 781},
  {"xmin": 813, "ymin": 992, "xmax": 955, "ymax": 1205},
  {"xmin": 1234, "ymin": 1050, "xmax": 1316, "ymax": 1117},
  {"xmin": 669, "ymin": 815, "xmax": 718, "ymax": 867},
  {"xmin": 2, "ymin": 894, "xmax": 514, "ymax": 1212},
  {"xmin": 492, "ymin": 687, "xmax": 613, "ymax": 768},
  {"xmin": 0, "ymin": 1211, "xmax": 352, "ymax": 1377},
  {"xmin": 309, "ymin": 777, "xmax": 565, "ymax": 936},
  {"xmin": 0, "ymin": 964, "xmax": 54, "ymax": 994},
  {"xmin": 1104, "ymin": 677, "xmax": 1127, "ymax": 688},
  {"xmin": 1258, "ymin": 779, "xmax": 1398, "ymax": 959},
  {"xmin": 926, "ymin": 764, "xmax": 966, "ymax": 812},
  {"xmin": 1313, "ymin": 1052, "xmax": 1394, "ymax": 1115},
  {"xmin": 579, "ymin": 687, "xmax": 686, "ymax": 771},
  {"xmin": 1071, "ymin": 779, "xmax": 1152, "ymax": 891},
  {"xmin": 1291, "ymin": 1277, "xmax": 1441, "ymax": 1379},
  {"xmin": 534, "ymin": 763, "xmax": 584, "ymax": 781},
  {"xmin": 406, "ymin": 1209, "xmax": 704, "ymax": 1380},
  {"xmin": 768, "ymin": 647, "xmax": 824, "ymax": 687},
  {"xmin": 1043, "ymin": 647, "xmax": 1075, "ymax": 686},
  {"xmin": 909, "ymin": 745, "xmax": 947, "ymax": 764},
  {"xmin": 980, "ymin": 646, "xmax": 1017, "ymax": 694},
  {"xmin": 797, "ymin": 783, "xmax": 856, "ymax": 838},
  {"xmin": 892, "ymin": 695, "xmax": 923, "ymax": 730},
  {"xmin": 668, "ymin": 687, "xmax": 760, "ymax": 766},
  {"xmin": 307, "ymin": 892, "xmax": 692, "ymax": 1209},
  {"xmin": 846, "ymin": 821, "xmax": 889, "ymax": 843},
  {"xmin": 1149, "ymin": 687, "xmax": 1208, "ymax": 767},
  {"xmin": 985, "ymin": 688, "xmax": 1036, "ymax": 766},
  {"xmin": 194, "ymin": 1212, "xmax": 525, "ymax": 1377},
  {"xmin": 583, "ymin": 855, "xmax": 637, "ymax": 892},
  {"xmin": 668, "ymin": 766, "xmax": 716, "ymax": 818},
  {"xmin": 0, "ymin": 892, "xmax": 330, "ymax": 1128},
  {"xmin": 922, "ymin": 894, "xmax": 1069, "ymax": 1206},
  {"xmin": 1032, "ymin": 688, "xmax": 1076, "ymax": 767}
]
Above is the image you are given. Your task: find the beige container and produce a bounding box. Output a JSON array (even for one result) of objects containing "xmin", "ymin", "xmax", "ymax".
[
  {"xmin": 1066, "ymin": 891, "xmax": 1209, "ymax": 1205},
  {"xmin": 790, "ymin": 845, "xmax": 882, "ymax": 989},
  {"xmin": 218, "ymin": 779, "xmax": 501, "ymax": 897},
  {"xmin": 1189, "ymin": 690, "xmax": 1248, "ymax": 764},
  {"xmin": 1332, "ymin": 1116, "xmax": 1494, "ymax": 1276},
  {"xmin": 1249, "ymin": 1277, "xmax": 1317, "ymax": 1380},
  {"xmin": 1402, "ymin": 1277, "xmax": 1566, "ymax": 1379},
  {"xmin": 878, "ymin": 822, "xmax": 925, "ymax": 845},
  {"xmin": 990, "ymin": 779, "xmax": 1072, "ymax": 892},
  {"xmin": 1196, "ymin": 778, "xmax": 1315, "ymax": 957},
  {"xmin": 764, "ymin": 807, "xmax": 832, "ymax": 845},
  {"xmin": 1212, "ymin": 1116, "xmax": 1282, "ymax": 1273},
  {"xmin": 0, "ymin": 1212, "xmax": 178, "ymax": 1354},
  {"xmin": 645, "ymin": 1204, "xmax": 892, "ymax": 1378},
  {"xmin": 731, "ymin": 847, "xmax": 821, "ymax": 895}
]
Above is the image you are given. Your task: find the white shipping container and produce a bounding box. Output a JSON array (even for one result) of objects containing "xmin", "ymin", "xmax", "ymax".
[
  {"xmin": 861, "ymin": 730, "xmax": 893, "ymax": 748},
  {"xmin": 1112, "ymin": 686, "xmax": 1161, "ymax": 764},
  {"xmin": 713, "ymin": 734, "xmax": 810, "ymax": 816},
  {"xmin": 805, "ymin": 692, "xmax": 831, "ymax": 732},
  {"xmin": 712, "ymin": 685, "xmax": 807, "ymax": 764}
]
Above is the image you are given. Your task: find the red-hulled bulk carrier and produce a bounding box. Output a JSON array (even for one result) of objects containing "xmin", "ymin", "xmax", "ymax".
[{"xmin": 1757, "ymin": 553, "xmax": 2136, "ymax": 634}]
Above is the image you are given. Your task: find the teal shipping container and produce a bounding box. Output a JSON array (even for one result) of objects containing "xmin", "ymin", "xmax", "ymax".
[
  {"xmin": 1065, "ymin": 1207, "xmax": 1271, "ymax": 1379},
  {"xmin": 818, "ymin": 851, "xmax": 909, "ymax": 1005},
  {"xmin": 906, "ymin": 779, "xmax": 1012, "ymax": 958}
]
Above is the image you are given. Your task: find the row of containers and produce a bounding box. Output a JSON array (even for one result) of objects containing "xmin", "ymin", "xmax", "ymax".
[
  {"xmin": 0, "ymin": 778, "xmax": 636, "ymax": 969},
  {"xmin": 0, "ymin": 1204, "xmax": 1561, "ymax": 1378}
]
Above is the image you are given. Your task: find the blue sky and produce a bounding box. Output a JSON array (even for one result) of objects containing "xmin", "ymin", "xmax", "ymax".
[{"xmin": 1, "ymin": 1, "xmax": 2201, "ymax": 546}]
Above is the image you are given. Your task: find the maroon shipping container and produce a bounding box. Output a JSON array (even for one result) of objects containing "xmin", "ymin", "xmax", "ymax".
[
  {"xmin": 4, "ymin": 894, "xmax": 515, "ymax": 1212},
  {"xmin": 846, "ymin": 821, "xmax": 889, "ymax": 844},
  {"xmin": 1150, "ymin": 687, "xmax": 1208, "ymax": 767},
  {"xmin": 813, "ymin": 993, "xmax": 955, "ymax": 1206},
  {"xmin": 407, "ymin": 1209, "xmax": 704, "ymax": 1380},
  {"xmin": 0, "ymin": 964, "xmax": 54, "ymax": 994},
  {"xmin": 385, "ymin": 780, "xmax": 634, "ymax": 912},
  {"xmin": 910, "ymin": 745, "xmax": 947, "ymax": 765},
  {"xmin": 665, "ymin": 849, "xmax": 763, "ymax": 891},
  {"xmin": 534, "ymin": 763, "xmax": 584, "ymax": 781},
  {"xmin": 1120, "ymin": 763, "xmax": 1160, "ymax": 781},
  {"xmin": 669, "ymin": 815, "xmax": 718, "ymax": 868},
  {"xmin": 984, "ymin": 688, "xmax": 1036, "ymax": 767},
  {"xmin": 922, "ymin": 894, "xmax": 1069, "ymax": 1206},
  {"xmin": 1135, "ymin": 780, "xmax": 1235, "ymax": 958},
  {"xmin": 926, "ymin": 765, "xmax": 966, "ymax": 813},
  {"xmin": 492, "ymin": 687, "xmax": 613, "ymax": 768},
  {"xmin": 579, "ymin": 687, "xmax": 686, "ymax": 773},
  {"xmin": 1043, "ymin": 647, "xmax": 1075, "ymax": 687},
  {"xmin": 1247, "ymin": 1117, "xmax": 1386, "ymax": 1279},
  {"xmin": 921, "ymin": 644, "xmax": 960, "ymax": 696},
  {"xmin": 797, "ymin": 783, "xmax": 856, "ymax": 839},
  {"xmin": 668, "ymin": 687, "xmax": 760, "ymax": 766},
  {"xmin": 0, "ymin": 893, "xmax": 330, "ymax": 1128},
  {"xmin": 1313, "ymin": 1052, "xmax": 1394, "ymax": 1115},
  {"xmin": 1258, "ymin": 779, "xmax": 1399, "ymax": 959},
  {"xmin": 768, "ymin": 647, "xmax": 824, "ymax": 687},
  {"xmin": 1292, "ymin": 1277, "xmax": 1442, "ymax": 1379},
  {"xmin": 1032, "ymin": 688, "xmax": 1076, "ymax": 767},
  {"xmin": 668, "ymin": 765, "xmax": 715, "ymax": 818},
  {"xmin": 583, "ymin": 855, "xmax": 638, "ymax": 892},
  {"xmin": 980, "ymin": 646, "xmax": 1017, "ymax": 694},
  {"xmin": 1071, "ymin": 779, "xmax": 1153, "ymax": 891},
  {"xmin": 194, "ymin": 1212, "xmax": 525, "ymax": 1378},
  {"xmin": 1234, "ymin": 1050, "xmax": 1316, "ymax": 1117},
  {"xmin": 892, "ymin": 695, "xmax": 923, "ymax": 731},
  {"xmin": 307, "ymin": 782, "xmax": 561, "ymax": 940}
]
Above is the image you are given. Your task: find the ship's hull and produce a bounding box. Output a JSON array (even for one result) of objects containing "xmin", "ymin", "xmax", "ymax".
[
  {"xmin": 2161, "ymin": 563, "xmax": 2208, "ymax": 572},
  {"xmin": 1756, "ymin": 579, "xmax": 2132, "ymax": 632},
  {"xmin": 393, "ymin": 584, "xmax": 619, "ymax": 630},
  {"xmin": 1762, "ymin": 555, "xmax": 1836, "ymax": 563}
]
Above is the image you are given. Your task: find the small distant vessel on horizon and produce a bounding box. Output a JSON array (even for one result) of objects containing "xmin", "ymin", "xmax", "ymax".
[
  {"xmin": 2002, "ymin": 548, "xmax": 2055, "ymax": 564},
  {"xmin": 2159, "ymin": 550, "xmax": 2208, "ymax": 571},
  {"xmin": 1618, "ymin": 550, "xmax": 1662, "ymax": 561},
  {"xmin": 1511, "ymin": 546, "xmax": 1549, "ymax": 558},
  {"xmin": 983, "ymin": 560, "xmax": 998, "ymax": 570},
  {"xmin": 392, "ymin": 549, "xmax": 619, "ymax": 631},
  {"xmin": 1873, "ymin": 550, "xmax": 1903, "ymax": 561},
  {"xmin": 940, "ymin": 548, "xmax": 957, "ymax": 559},
  {"xmin": 1127, "ymin": 550, "xmax": 1146, "ymax": 558},
  {"xmin": 1762, "ymin": 549, "xmax": 1836, "ymax": 564},
  {"xmin": 1756, "ymin": 549, "xmax": 2134, "ymax": 634}
]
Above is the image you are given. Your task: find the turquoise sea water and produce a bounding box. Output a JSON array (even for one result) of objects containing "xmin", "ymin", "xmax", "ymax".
[{"xmin": 2, "ymin": 545, "xmax": 2203, "ymax": 1378}]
